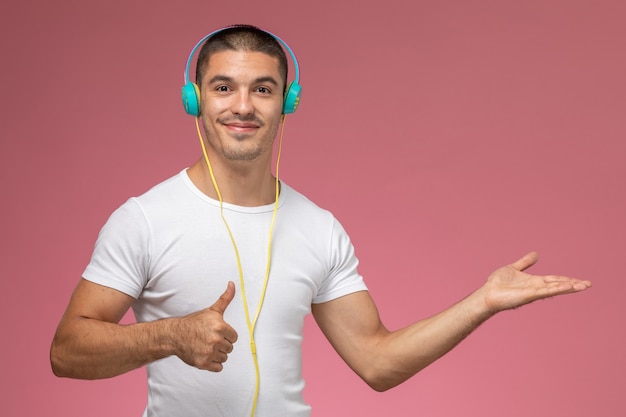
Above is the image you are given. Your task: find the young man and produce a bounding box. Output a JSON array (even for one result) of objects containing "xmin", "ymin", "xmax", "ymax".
[{"xmin": 50, "ymin": 25, "xmax": 591, "ymax": 417}]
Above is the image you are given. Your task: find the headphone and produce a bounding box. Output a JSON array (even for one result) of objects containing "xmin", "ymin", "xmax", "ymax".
[{"xmin": 181, "ymin": 26, "xmax": 302, "ymax": 116}]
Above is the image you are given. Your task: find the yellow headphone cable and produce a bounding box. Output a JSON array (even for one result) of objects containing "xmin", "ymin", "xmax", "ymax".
[{"xmin": 195, "ymin": 115, "xmax": 286, "ymax": 417}]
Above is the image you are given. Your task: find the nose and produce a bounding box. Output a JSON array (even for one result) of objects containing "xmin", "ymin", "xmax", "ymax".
[{"xmin": 231, "ymin": 90, "xmax": 254, "ymax": 116}]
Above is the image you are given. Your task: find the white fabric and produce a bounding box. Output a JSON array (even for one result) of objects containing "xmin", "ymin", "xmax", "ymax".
[{"xmin": 83, "ymin": 170, "xmax": 367, "ymax": 417}]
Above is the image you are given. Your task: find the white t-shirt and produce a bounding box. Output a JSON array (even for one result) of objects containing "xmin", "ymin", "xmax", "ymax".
[{"xmin": 83, "ymin": 170, "xmax": 367, "ymax": 417}]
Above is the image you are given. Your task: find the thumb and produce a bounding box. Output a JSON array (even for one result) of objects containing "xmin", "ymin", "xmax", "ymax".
[
  {"xmin": 510, "ymin": 251, "xmax": 539, "ymax": 272},
  {"xmin": 209, "ymin": 281, "xmax": 236, "ymax": 315}
]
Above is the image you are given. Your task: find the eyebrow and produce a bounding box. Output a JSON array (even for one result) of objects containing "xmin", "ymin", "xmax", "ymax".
[{"xmin": 208, "ymin": 75, "xmax": 280, "ymax": 86}]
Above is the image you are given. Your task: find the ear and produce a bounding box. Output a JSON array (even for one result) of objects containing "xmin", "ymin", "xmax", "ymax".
[{"xmin": 182, "ymin": 82, "xmax": 201, "ymax": 116}]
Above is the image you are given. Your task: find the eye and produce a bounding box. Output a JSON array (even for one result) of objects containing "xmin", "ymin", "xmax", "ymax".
[
  {"xmin": 256, "ymin": 86, "xmax": 271, "ymax": 94},
  {"xmin": 215, "ymin": 85, "xmax": 231, "ymax": 92}
]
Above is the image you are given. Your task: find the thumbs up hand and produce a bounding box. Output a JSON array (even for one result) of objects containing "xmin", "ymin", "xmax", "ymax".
[{"xmin": 173, "ymin": 282, "xmax": 239, "ymax": 372}]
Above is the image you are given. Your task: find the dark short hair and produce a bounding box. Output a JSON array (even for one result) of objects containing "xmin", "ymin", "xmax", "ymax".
[{"xmin": 195, "ymin": 25, "xmax": 288, "ymax": 90}]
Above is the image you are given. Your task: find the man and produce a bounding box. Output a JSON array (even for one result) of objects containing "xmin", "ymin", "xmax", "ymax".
[{"xmin": 50, "ymin": 25, "xmax": 591, "ymax": 417}]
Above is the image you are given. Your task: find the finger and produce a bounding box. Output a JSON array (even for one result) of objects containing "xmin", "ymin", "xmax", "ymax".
[
  {"xmin": 510, "ymin": 252, "xmax": 539, "ymax": 272},
  {"xmin": 209, "ymin": 281, "xmax": 236, "ymax": 315},
  {"xmin": 224, "ymin": 328, "xmax": 238, "ymax": 345},
  {"xmin": 542, "ymin": 275, "xmax": 592, "ymax": 291},
  {"xmin": 209, "ymin": 362, "xmax": 225, "ymax": 372},
  {"xmin": 213, "ymin": 352, "xmax": 229, "ymax": 364}
]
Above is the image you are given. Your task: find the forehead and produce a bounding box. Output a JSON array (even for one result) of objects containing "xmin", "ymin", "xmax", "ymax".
[{"xmin": 202, "ymin": 50, "xmax": 282, "ymax": 83}]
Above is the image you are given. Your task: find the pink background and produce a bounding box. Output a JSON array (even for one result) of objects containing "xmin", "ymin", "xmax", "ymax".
[{"xmin": 2, "ymin": 1, "xmax": 624, "ymax": 416}]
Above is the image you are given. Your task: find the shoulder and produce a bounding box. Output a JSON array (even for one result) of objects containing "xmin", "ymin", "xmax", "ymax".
[
  {"xmin": 129, "ymin": 170, "xmax": 203, "ymax": 214},
  {"xmin": 281, "ymin": 183, "xmax": 332, "ymax": 217},
  {"xmin": 100, "ymin": 170, "xmax": 198, "ymax": 231},
  {"xmin": 279, "ymin": 182, "xmax": 352, "ymax": 243},
  {"xmin": 135, "ymin": 170, "xmax": 190, "ymax": 202}
]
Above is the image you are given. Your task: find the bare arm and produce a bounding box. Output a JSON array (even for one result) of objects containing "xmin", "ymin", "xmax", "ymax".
[
  {"xmin": 312, "ymin": 252, "xmax": 591, "ymax": 392},
  {"xmin": 50, "ymin": 279, "xmax": 238, "ymax": 379}
]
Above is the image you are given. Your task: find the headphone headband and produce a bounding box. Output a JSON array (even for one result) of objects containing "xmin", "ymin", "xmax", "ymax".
[{"xmin": 181, "ymin": 26, "xmax": 302, "ymax": 116}]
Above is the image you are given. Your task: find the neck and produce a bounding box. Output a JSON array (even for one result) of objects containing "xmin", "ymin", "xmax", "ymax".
[
  {"xmin": 187, "ymin": 157, "xmax": 278, "ymax": 207},
  {"xmin": 189, "ymin": 114, "xmax": 285, "ymax": 207}
]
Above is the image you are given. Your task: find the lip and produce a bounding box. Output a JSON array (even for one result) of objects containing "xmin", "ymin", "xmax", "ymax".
[
  {"xmin": 221, "ymin": 121, "xmax": 261, "ymax": 133},
  {"xmin": 226, "ymin": 122, "xmax": 258, "ymax": 129}
]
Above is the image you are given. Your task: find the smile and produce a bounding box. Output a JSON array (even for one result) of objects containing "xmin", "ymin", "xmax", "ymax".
[{"xmin": 224, "ymin": 122, "xmax": 259, "ymax": 132}]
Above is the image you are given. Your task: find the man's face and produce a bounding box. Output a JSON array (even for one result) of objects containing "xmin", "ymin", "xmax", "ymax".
[{"xmin": 199, "ymin": 50, "xmax": 285, "ymax": 164}]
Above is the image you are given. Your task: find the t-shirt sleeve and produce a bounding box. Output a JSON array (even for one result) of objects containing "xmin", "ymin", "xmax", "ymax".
[
  {"xmin": 82, "ymin": 198, "xmax": 150, "ymax": 298},
  {"xmin": 312, "ymin": 218, "xmax": 368, "ymax": 304}
]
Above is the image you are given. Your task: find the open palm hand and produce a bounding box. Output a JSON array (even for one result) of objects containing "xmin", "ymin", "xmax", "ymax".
[{"xmin": 482, "ymin": 252, "xmax": 592, "ymax": 313}]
